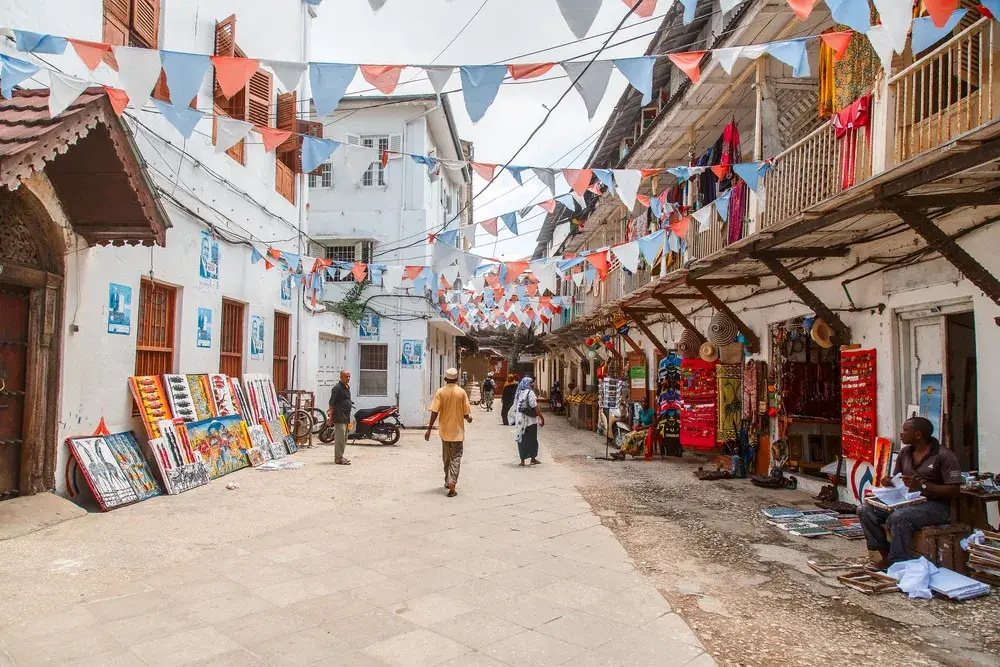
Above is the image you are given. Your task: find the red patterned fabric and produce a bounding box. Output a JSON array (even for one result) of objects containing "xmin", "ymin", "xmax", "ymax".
[
  {"xmin": 831, "ymin": 93, "xmax": 872, "ymax": 189},
  {"xmin": 680, "ymin": 359, "xmax": 717, "ymax": 450}
]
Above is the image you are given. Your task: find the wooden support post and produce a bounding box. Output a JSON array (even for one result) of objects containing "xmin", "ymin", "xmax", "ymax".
[
  {"xmin": 625, "ymin": 309, "xmax": 669, "ymax": 356},
  {"xmin": 889, "ymin": 205, "xmax": 1000, "ymax": 307},
  {"xmin": 757, "ymin": 257, "xmax": 852, "ymax": 343},
  {"xmin": 653, "ymin": 294, "xmax": 707, "ymax": 345},
  {"xmin": 620, "ymin": 333, "xmax": 642, "ymax": 355},
  {"xmin": 689, "ymin": 283, "xmax": 761, "ymax": 353}
]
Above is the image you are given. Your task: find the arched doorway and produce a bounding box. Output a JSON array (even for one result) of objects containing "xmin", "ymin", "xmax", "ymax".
[{"xmin": 0, "ymin": 184, "xmax": 65, "ymax": 499}]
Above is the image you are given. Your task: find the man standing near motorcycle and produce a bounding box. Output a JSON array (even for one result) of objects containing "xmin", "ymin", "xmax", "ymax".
[
  {"xmin": 328, "ymin": 370, "xmax": 352, "ymax": 466},
  {"xmin": 481, "ymin": 374, "xmax": 496, "ymax": 412},
  {"xmin": 424, "ymin": 368, "xmax": 472, "ymax": 497}
]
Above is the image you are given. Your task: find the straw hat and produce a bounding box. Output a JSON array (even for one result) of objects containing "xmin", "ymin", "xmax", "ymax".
[
  {"xmin": 699, "ymin": 342, "xmax": 720, "ymax": 363},
  {"xmin": 708, "ymin": 311, "xmax": 738, "ymax": 346},
  {"xmin": 810, "ymin": 319, "xmax": 834, "ymax": 349},
  {"xmin": 677, "ymin": 329, "xmax": 701, "ymax": 359}
]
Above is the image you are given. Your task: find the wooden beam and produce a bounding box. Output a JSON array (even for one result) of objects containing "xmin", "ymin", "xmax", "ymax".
[
  {"xmin": 686, "ymin": 277, "xmax": 761, "ymax": 286},
  {"xmin": 691, "ymin": 284, "xmax": 760, "ymax": 353},
  {"xmin": 888, "ymin": 205, "xmax": 1000, "ymax": 307},
  {"xmin": 752, "ymin": 247, "xmax": 849, "ymax": 259},
  {"xmin": 620, "ymin": 333, "xmax": 642, "ymax": 355},
  {"xmin": 887, "ymin": 191, "xmax": 1000, "ymax": 209},
  {"xmin": 625, "ymin": 309, "xmax": 669, "ymax": 356},
  {"xmin": 655, "ymin": 293, "xmax": 706, "ymax": 300},
  {"xmin": 653, "ymin": 295, "xmax": 707, "ymax": 345},
  {"xmin": 757, "ymin": 257, "xmax": 852, "ymax": 343}
]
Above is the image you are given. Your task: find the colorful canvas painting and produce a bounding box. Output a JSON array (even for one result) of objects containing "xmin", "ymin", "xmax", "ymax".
[
  {"xmin": 187, "ymin": 375, "xmax": 216, "ymax": 421},
  {"xmin": 187, "ymin": 415, "xmax": 250, "ymax": 479},
  {"xmin": 919, "ymin": 373, "xmax": 944, "ymax": 440},
  {"xmin": 247, "ymin": 447, "xmax": 266, "ymax": 467},
  {"xmin": 207, "ymin": 374, "xmax": 238, "ymax": 417},
  {"xmin": 156, "ymin": 419, "xmax": 198, "ymax": 466},
  {"xmin": 164, "ymin": 374, "xmax": 197, "ymax": 422},
  {"xmin": 284, "ymin": 434, "xmax": 297, "ymax": 454},
  {"xmin": 268, "ymin": 438, "xmax": 287, "ymax": 459},
  {"xmin": 264, "ymin": 417, "xmax": 286, "ymax": 442},
  {"xmin": 67, "ymin": 437, "xmax": 139, "ymax": 511},
  {"xmin": 103, "ymin": 431, "xmax": 161, "ymax": 500},
  {"xmin": 229, "ymin": 377, "xmax": 248, "ymax": 418},
  {"xmin": 243, "ymin": 374, "xmax": 280, "ymax": 423},
  {"xmin": 247, "ymin": 424, "xmax": 270, "ymax": 451},
  {"xmin": 148, "ymin": 437, "xmax": 210, "ymax": 495},
  {"xmin": 129, "ymin": 376, "xmax": 170, "ymax": 439}
]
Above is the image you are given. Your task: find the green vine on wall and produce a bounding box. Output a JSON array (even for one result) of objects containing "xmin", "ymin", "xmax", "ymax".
[{"xmin": 325, "ymin": 280, "xmax": 369, "ymax": 325}]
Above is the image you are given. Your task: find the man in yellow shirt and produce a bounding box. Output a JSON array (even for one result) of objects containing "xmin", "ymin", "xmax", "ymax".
[{"xmin": 425, "ymin": 368, "xmax": 473, "ymax": 497}]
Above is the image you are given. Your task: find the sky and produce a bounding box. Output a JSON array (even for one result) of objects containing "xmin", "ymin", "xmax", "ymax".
[{"xmin": 312, "ymin": 0, "xmax": 670, "ymax": 260}]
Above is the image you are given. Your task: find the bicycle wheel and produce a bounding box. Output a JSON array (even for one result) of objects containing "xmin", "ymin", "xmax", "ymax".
[
  {"xmin": 286, "ymin": 409, "xmax": 313, "ymax": 440},
  {"xmin": 308, "ymin": 407, "xmax": 328, "ymax": 434}
]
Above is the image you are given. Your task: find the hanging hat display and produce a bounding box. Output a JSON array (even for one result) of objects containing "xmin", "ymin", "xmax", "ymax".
[
  {"xmin": 678, "ymin": 329, "xmax": 701, "ymax": 359},
  {"xmin": 699, "ymin": 342, "xmax": 720, "ymax": 363},
  {"xmin": 810, "ymin": 318, "xmax": 834, "ymax": 349},
  {"xmin": 719, "ymin": 341, "xmax": 744, "ymax": 365},
  {"xmin": 707, "ymin": 311, "xmax": 738, "ymax": 346}
]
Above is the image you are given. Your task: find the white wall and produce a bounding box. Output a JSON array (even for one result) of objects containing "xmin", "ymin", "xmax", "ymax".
[{"xmin": 6, "ymin": 0, "xmax": 350, "ymax": 494}]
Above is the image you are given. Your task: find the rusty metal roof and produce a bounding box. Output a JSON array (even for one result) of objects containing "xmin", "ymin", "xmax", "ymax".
[{"xmin": 0, "ymin": 87, "xmax": 170, "ymax": 246}]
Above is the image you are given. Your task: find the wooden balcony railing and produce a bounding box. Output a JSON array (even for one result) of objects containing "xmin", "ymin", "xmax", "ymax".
[{"xmin": 890, "ymin": 17, "xmax": 995, "ymax": 163}]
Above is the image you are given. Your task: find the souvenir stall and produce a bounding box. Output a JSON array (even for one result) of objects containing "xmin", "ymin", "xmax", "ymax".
[
  {"xmin": 770, "ymin": 316, "xmax": 842, "ymax": 477},
  {"xmin": 65, "ymin": 373, "xmax": 296, "ymax": 512},
  {"xmin": 654, "ymin": 353, "xmax": 683, "ymax": 457}
]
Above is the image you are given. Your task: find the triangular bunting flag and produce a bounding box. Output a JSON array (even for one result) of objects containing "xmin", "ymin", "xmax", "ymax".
[
  {"xmin": 912, "ymin": 10, "xmax": 967, "ymax": 54},
  {"xmin": 787, "ymin": 0, "xmax": 820, "ymax": 20},
  {"xmin": 826, "ymin": 0, "xmax": 870, "ymax": 33},
  {"xmin": 351, "ymin": 263, "xmax": 367, "ymax": 283},
  {"xmin": 360, "ymin": 64, "xmax": 405, "ymax": 94},
  {"xmin": 459, "ymin": 65, "xmax": 507, "ymax": 123},
  {"xmin": 671, "ymin": 216, "xmax": 691, "ymax": 239},
  {"xmin": 470, "ymin": 162, "xmax": 497, "ymax": 181},
  {"xmin": 503, "ymin": 261, "xmax": 529, "ymax": 284},
  {"xmin": 302, "ymin": 137, "xmax": 339, "ymax": 174},
  {"xmin": 716, "ymin": 190, "xmax": 732, "ymax": 221},
  {"xmin": 343, "ymin": 144, "xmax": 379, "ymax": 183},
  {"xmin": 311, "ymin": 62, "xmax": 358, "ymax": 116},
  {"xmin": 715, "ymin": 47, "xmax": 743, "ymax": 75},
  {"xmin": 691, "ymin": 204, "xmax": 715, "ymax": 233},
  {"xmin": 533, "ymin": 168, "xmax": 558, "ymax": 196},
  {"xmin": 507, "ymin": 63, "xmax": 555, "ymax": 80},
  {"xmin": 637, "ymin": 230, "xmax": 665, "ymax": 264},
  {"xmin": 13, "ymin": 30, "xmax": 66, "ymax": 55},
  {"xmin": 667, "ymin": 52, "xmax": 705, "ymax": 83},
  {"xmin": 819, "ymin": 31, "xmax": 853, "ymax": 62},
  {"xmin": 458, "ymin": 252, "xmax": 482, "ymax": 281},
  {"xmin": 585, "ymin": 251, "xmax": 610, "ymax": 281},
  {"xmin": 48, "ymin": 71, "xmax": 90, "ymax": 118},
  {"xmin": 67, "ymin": 39, "xmax": 111, "ymax": 72},
  {"xmin": 562, "ymin": 168, "xmax": 593, "ymax": 197},
  {"xmin": 507, "ymin": 165, "xmax": 530, "ymax": 185},
  {"xmin": 562, "ymin": 60, "xmax": 613, "ymax": 119},
  {"xmin": 500, "ymin": 212, "xmax": 518, "ymax": 235},
  {"xmin": 680, "ymin": 0, "xmax": 698, "ymax": 22},
  {"xmin": 624, "ymin": 0, "xmax": 658, "ymax": 18},
  {"xmin": 263, "ymin": 59, "xmax": 307, "ymax": 92},
  {"xmin": 112, "ymin": 46, "xmax": 161, "ymax": 109},
  {"xmin": 613, "ymin": 56, "xmax": 656, "ymax": 105},
  {"xmin": 481, "ymin": 217, "xmax": 499, "ymax": 236},
  {"xmin": 611, "ymin": 241, "xmax": 641, "ymax": 274},
  {"xmin": 404, "ymin": 266, "xmax": 424, "ymax": 281},
  {"xmin": 423, "ymin": 66, "xmax": 454, "ymax": 96},
  {"xmin": 873, "ymin": 0, "xmax": 912, "ymax": 54},
  {"xmin": 593, "ymin": 168, "xmax": 615, "ymax": 193},
  {"xmin": 766, "ymin": 39, "xmax": 810, "ymax": 78},
  {"xmin": 103, "ymin": 86, "xmax": 129, "ymax": 115},
  {"xmin": 538, "ymin": 199, "xmax": 557, "ymax": 214},
  {"xmin": 432, "ymin": 239, "xmax": 464, "ymax": 273},
  {"xmin": 732, "ymin": 162, "xmax": 763, "ymax": 193},
  {"xmin": 257, "ymin": 126, "xmax": 294, "ymax": 153},
  {"xmin": 555, "ymin": 0, "xmax": 602, "ymax": 39},
  {"xmin": 160, "ymin": 50, "xmax": 212, "ymax": 107},
  {"xmin": 925, "ymin": 0, "xmax": 961, "ymax": 26},
  {"xmin": 711, "ymin": 164, "xmax": 729, "ymax": 180},
  {"xmin": 215, "ymin": 117, "xmax": 253, "ymax": 154},
  {"xmin": 211, "ymin": 56, "xmax": 260, "ymax": 99},
  {"xmin": 152, "ymin": 99, "xmax": 203, "ymax": 138},
  {"xmin": 612, "ymin": 170, "xmax": 642, "ymax": 210}
]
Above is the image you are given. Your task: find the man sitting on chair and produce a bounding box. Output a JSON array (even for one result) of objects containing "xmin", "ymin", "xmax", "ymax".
[{"xmin": 858, "ymin": 417, "xmax": 962, "ymax": 570}]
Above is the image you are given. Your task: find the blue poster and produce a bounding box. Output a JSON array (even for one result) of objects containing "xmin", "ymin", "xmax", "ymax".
[
  {"xmin": 401, "ymin": 339, "xmax": 423, "ymax": 368},
  {"xmin": 281, "ymin": 275, "xmax": 291, "ymax": 303},
  {"xmin": 197, "ymin": 308, "xmax": 212, "ymax": 348},
  {"xmin": 359, "ymin": 312, "xmax": 380, "ymax": 340},
  {"xmin": 107, "ymin": 283, "xmax": 131, "ymax": 335},
  {"xmin": 199, "ymin": 230, "xmax": 220, "ymax": 287},
  {"xmin": 250, "ymin": 314, "xmax": 265, "ymax": 360},
  {"xmin": 919, "ymin": 373, "xmax": 943, "ymax": 439}
]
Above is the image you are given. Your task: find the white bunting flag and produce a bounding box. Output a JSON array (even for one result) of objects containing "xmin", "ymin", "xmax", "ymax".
[
  {"xmin": 555, "ymin": 0, "xmax": 602, "ymax": 39},
  {"xmin": 865, "ymin": 25, "xmax": 895, "ymax": 73},
  {"xmin": 264, "ymin": 59, "xmax": 307, "ymax": 92},
  {"xmin": 383, "ymin": 265, "xmax": 405, "ymax": 292},
  {"xmin": 214, "ymin": 117, "xmax": 253, "ymax": 154},
  {"xmin": 533, "ymin": 168, "xmax": 558, "ymax": 197},
  {"xmin": 691, "ymin": 203, "xmax": 716, "ymax": 233},
  {"xmin": 440, "ymin": 265, "xmax": 459, "ymax": 289},
  {"xmin": 715, "ymin": 47, "xmax": 743, "ymax": 75},
  {"xmin": 460, "ymin": 223, "xmax": 476, "ymax": 248},
  {"xmin": 612, "ymin": 170, "xmax": 642, "ymax": 210},
  {"xmin": 458, "ymin": 251, "xmax": 482, "ymax": 281},
  {"xmin": 873, "ymin": 0, "xmax": 911, "ymax": 54},
  {"xmin": 424, "ymin": 66, "xmax": 455, "ymax": 96},
  {"xmin": 530, "ymin": 260, "xmax": 557, "ymax": 296},
  {"xmin": 432, "ymin": 239, "xmax": 463, "ymax": 273},
  {"xmin": 611, "ymin": 241, "xmax": 641, "ymax": 274},
  {"xmin": 561, "ymin": 60, "xmax": 613, "ymax": 120},
  {"xmin": 48, "ymin": 70, "xmax": 90, "ymax": 117},
  {"xmin": 113, "ymin": 46, "xmax": 161, "ymax": 110},
  {"xmin": 343, "ymin": 145, "xmax": 379, "ymax": 183},
  {"xmin": 573, "ymin": 271, "xmax": 587, "ymax": 287}
]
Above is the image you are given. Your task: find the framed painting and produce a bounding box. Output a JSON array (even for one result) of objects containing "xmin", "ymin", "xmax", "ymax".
[
  {"xmin": 247, "ymin": 447, "xmax": 266, "ymax": 467},
  {"xmin": 187, "ymin": 415, "xmax": 250, "ymax": 479},
  {"xmin": 187, "ymin": 375, "xmax": 216, "ymax": 421},
  {"xmin": 149, "ymin": 438, "xmax": 211, "ymax": 495},
  {"xmin": 268, "ymin": 438, "xmax": 287, "ymax": 459},
  {"xmin": 207, "ymin": 373, "xmax": 238, "ymax": 417},
  {"xmin": 163, "ymin": 374, "xmax": 197, "ymax": 422},
  {"xmin": 67, "ymin": 436, "xmax": 139, "ymax": 511},
  {"xmin": 128, "ymin": 376, "xmax": 170, "ymax": 439},
  {"xmin": 284, "ymin": 434, "xmax": 297, "ymax": 454},
  {"xmin": 103, "ymin": 431, "xmax": 162, "ymax": 501}
]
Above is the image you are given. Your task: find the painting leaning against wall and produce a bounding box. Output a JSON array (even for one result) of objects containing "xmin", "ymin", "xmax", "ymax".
[{"xmin": 187, "ymin": 415, "xmax": 250, "ymax": 479}]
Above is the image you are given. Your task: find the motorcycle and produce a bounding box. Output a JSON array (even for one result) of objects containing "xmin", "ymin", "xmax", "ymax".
[
  {"xmin": 549, "ymin": 391, "xmax": 564, "ymax": 415},
  {"xmin": 319, "ymin": 405, "xmax": 404, "ymax": 446}
]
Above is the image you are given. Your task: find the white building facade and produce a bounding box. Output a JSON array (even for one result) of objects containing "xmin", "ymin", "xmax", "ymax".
[
  {"xmin": 0, "ymin": 0, "xmax": 352, "ymax": 497},
  {"xmin": 305, "ymin": 97, "xmax": 470, "ymax": 428}
]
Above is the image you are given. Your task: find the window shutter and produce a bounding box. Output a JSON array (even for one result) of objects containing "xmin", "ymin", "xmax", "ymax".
[
  {"xmin": 247, "ymin": 69, "xmax": 273, "ymax": 128},
  {"xmin": 214, "ymin": 15, "xmax": 237, "ymax": 100},
  {"xmin": 106, "ymin": 0, "xmax": 130, "ymax": 25},
  {"xmin": 295, "ymin": 119, "xmax": 324, "ymax": 174},
  {"xmin": 102, "ymin": 0, "xmax": 129, "ymax": 69},
  {"xmin": 275, "ymin": 91, "xmax": 297, "ymax": 153},
  {"xmin": 388, "ymin": 133, "xmax": 403, "ymax": 160},
  {"xmin": 345, "ymin": 133, "xmax": 361, "ymax": 147},
  {"xmin": 132, "ymin": 0, "xmax": 160, "ymax": 48}
]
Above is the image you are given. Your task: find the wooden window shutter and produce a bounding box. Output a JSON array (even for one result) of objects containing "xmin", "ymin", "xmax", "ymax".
[
  {"xmin": 102, "ymin": 0, "xmax": 129, "ymax": 69},
  {"xmin": 214, "ymin": 16, "xmax": 237, "ymax": 100},
  {"xmin": 388, "ymin": 133, "xmax": 403, "ymax": 160},
  {"xmin": 295, "ymin": 120, "xmax": 324, "ymax": 174},
  {"xmin": 132, "ymin": 0, "xmax": 160, "ymax": 48},
  {"xmin": 345, "ymin": 133, "xmax": 361, "ymax": 147},
  {"xmin": 275, "ymin": 91, "xmax": 298, "ymax": 153},
  {"xmin": 247, "ymin": 69, "xmax": 273, "ymax": 128},
  {"xmin": 106, "ymin": 0, "xmax": 130, "ymax": 25}
]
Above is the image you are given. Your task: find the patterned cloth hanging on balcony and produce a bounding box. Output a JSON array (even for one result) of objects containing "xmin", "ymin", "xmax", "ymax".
[
  {"xmin": 721, "ymin": 120, "xmax": 748, "ymax": 245},
  {"xmin": 831, "ymin": 92, "xmax": 873, "ymax": 189},
  {"xmin": 818, "ymin": 4, "xmax": 881, "ymax": 117}
]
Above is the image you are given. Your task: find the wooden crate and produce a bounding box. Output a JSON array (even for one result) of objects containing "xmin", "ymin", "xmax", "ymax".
[{"xmin": 910, "ymin": 524, "xmax": 973, "ymax": 575}]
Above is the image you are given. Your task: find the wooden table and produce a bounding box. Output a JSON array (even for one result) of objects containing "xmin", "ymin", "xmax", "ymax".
[{"xmin": 957, "ymin": 490, "xmax": 1000, "ymax": 531}]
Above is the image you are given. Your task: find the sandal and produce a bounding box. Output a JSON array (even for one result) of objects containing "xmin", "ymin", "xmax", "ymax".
[
  {"xmin": 530, "ymin": 459, "xmax": 541, "ymax": 465},
  {"xmin": 519, "ymin": 461, "xmax": 526, "ymax": 466},
  {"xmin": 335, "ymin": 458, "xmax": 351, "ymax": 465}
]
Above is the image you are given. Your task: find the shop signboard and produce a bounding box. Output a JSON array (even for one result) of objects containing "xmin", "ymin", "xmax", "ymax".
[{"xmin": 629, "ymin": 365, "xmax": 646, "ymax": 389}]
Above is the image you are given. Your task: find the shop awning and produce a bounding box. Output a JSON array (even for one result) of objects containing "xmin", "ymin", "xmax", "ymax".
[
  {"xmin": 428, "ymin": 318, "xmax": 465, "ymax": 338},
  {"xmin": 0, "ymin": 87, "xmax": 169, "ymax": 246}
]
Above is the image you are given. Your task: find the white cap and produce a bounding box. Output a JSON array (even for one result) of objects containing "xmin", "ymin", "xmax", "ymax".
[{"xmin": 445, "ymin": 368, "xmax": 459, "ymax": 380}]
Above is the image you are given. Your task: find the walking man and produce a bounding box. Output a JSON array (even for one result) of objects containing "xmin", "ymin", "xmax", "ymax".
[
  {"xmin": 425, "ymin": 368, "xmax": 472, "ymax": 497},
  {"xmin": 481, "ymin": 374, "xmax": 496, "ymax": 411},
  {"xmin": 328, "ymin": 370, "xmax": 352, "ymax": 465}
]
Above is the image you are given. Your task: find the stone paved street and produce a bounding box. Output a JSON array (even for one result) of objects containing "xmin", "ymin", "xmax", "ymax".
[{"xmin": 0, "ymin": 414, "xmax": 712, "ymax": 667}]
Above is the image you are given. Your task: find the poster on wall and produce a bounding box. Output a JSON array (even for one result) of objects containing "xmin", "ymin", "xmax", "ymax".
[
  {"xmin": 401, "ymin": 339, "xmax": 423, "ymax": 368},
  {"xmin": 919, "ymin": 373, "xmax": 943, "ymax": 439},
  {"xmin": 250, "ymin": 315, "xmax": 265, "ymax": 360},
  {"xmin": 629, "ymin": 365, "xmax": 646, "ymax": 389},
  {"xmin": 107, "ymin": 283, "xmax": 132, "ymax": 335},
  {"xmin": 360, "ymin": 312, "xmax": 380, "ymax": 340},
  {"xmin": 199, "ymin": 230, "xmax": 220, "ymax": 288},
  {"xmin": 197, "ymin": 308, "xmax": 212, "ymax": 348},
  {"xmin": 281, "ymin": 275, "xmax": 291, "ymax": 303}
]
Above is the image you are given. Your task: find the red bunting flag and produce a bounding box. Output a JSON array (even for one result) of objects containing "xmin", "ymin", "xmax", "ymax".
[
  {"xmin": 103, "ymin": 86, "xmax": 129, "ymax": 116},
  {"xmin": 667, "ymin": 52, "xmax": 705, "ymax": 84},
  {"xmin": 925, "ymin": 0, "xmax": 960, "ymax": 27},
  {"xmin": 710, "ymin": 165, "xmax": 729, "ymax": 180},
  {"xmin": 585, "ymin": 251, "xmax": 610, "ymax": 281},
  {"xmin": 504, "ymin": 261, "xmax": 529, "ymax": 283},
  {"xmin": 639, "ymin": 168, "xmax": 660, "ymax": 178},
  {"xmin": 256, "ymin": 126, "xmax": 293, "ymax": 153},
  {"xmin": 819, "ymin": 31, "xmax": 853, "ymax": 62},
  {"xmin": 360, "ymin": 65, "xmax": 405, "ymax": 94},
  {"xmin": 538, "ymin": 199, "xmax": 557, "ymax": 213},
  {"xmin": 485, "ymin": 273, "xmax": 499, "ymax": 288},
  {"xmin": 507, "ymin": 63, "xmax": 555, "ymax": 80},
  {"xmin": 481, "ymin": 217, "xmax": 499, "ymax": 236},
  {"xmin": 351, "ymin": 263, "xmax": 367, "ymax": 282},
  {"xmin": 587, "ymin": 183, "xmax": 603, "ymax": 195},
  {"xmin": 635, "ymin": 193, "xmax": 650, "ymax": 207},
  {"xmin": 470, "ymin": 162, "xmax": 497, "ymax": 180},
  {"xmin": 981, "ymin": 4, "xmax": 995, "ymax": 19},
  {"xmin": 68, "ymin": 39, "xmax": 112, "ymax": 71},
  {"xmin": 526, "ymin": 283, "xmax": 538, "ymax": 297},
  {"xmin": 427, "ymin": 233, "xmax": 437, "ymax": 243},
  {"xmin": 404, "ymin": 265, "xmax": 424, "ymax": 280},
  {"xmin": 211, "ymin": 56, "xmax": 261, "ymax": 99},
  {"xmin": 264, "ymin": 258, "xmax": 273, "ymax": 270},
  {"xmin": 671, "ymin": 216, "xmax": 691, "ymax": 239},
  {"xmin": 622, "ymin": 0, "xmax": 658, "ymax": 18},
  {"xmin": 786, "ymin": 0, "xmax": 820, "ymax": 20},
  {"xmin": 381, "ymin": 150, "xmax": 389, "ymax": 168},
  {"xmin": 562, "ymin": 169, "xmax": 593, "ymax": 197}
]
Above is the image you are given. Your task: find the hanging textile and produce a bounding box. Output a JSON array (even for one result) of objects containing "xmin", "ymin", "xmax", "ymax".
[
  {"xmin": 831, "ymin": 92, "xmax": 872, "ymax": 188},
  {"xmin": 720, "ymin": 120, "xmax": 747, "ymax": 245},
  {"xmin": 657, "ymin": 355, "xmax": 683, "ymax": 456},
  {"xmin": 680, "ymin": 359, "xmax": 717, "ymax": 449},
  {"xmin": 818, "ymin": 34, "xmax": 837, "ymax": 117},
  {"xmin": 716, "ymin": 364, "xmax": 743, "ymax": 446}
]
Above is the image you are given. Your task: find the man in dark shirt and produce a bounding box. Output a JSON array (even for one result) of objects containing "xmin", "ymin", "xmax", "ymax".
[
  {"xmin": 327, "ymin": 371, "xmax": 352, "ymax": 465},
  {"xmin": 858, "ymin": 417, "xmax": 962, "ymax": 569},
  {"xmin": 481, "ymin": 375, "xmax": 496, "ymax": 411}
]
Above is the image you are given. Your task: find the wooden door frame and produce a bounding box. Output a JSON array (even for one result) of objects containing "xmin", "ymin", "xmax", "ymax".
[{"xmin": 0, "ymin": 260, "xmax": 63, "ymax": 495}]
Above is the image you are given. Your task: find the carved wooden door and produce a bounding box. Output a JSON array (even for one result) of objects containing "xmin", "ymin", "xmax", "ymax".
[{"xmin": 0, "ymin": 287, "xmax": 29, "ymax": 499}]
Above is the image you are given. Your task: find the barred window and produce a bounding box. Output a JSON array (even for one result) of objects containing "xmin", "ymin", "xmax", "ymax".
[
  {"xmin": 362, "ymin": 135, "xmax": 389, "ymax": 187},
  {"xmin": 309, "ymin": 162, "xmax": 333, "ymax": 188},
  {"xmin": 359, "ymin": 344, "xmax": 389, "ymax": 397},
  {"xmin": 324, "ymin": 242, "xmax": 374, "ymax": 282}
]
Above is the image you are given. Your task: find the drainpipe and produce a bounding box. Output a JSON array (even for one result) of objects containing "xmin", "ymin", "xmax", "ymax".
[{"xmin": 294, "ymin": 2, "xmax": 314, "ymax": 393}]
